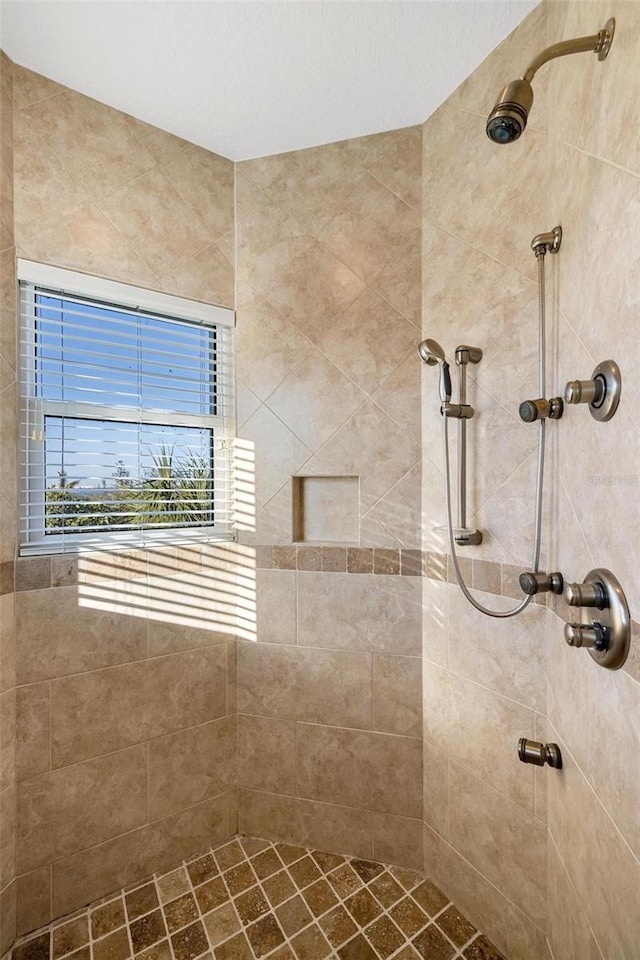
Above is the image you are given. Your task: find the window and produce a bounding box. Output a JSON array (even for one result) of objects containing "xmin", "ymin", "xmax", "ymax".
[{"xmin": 18, "ymin": 261, "xmax": 235, "ymax": 554}]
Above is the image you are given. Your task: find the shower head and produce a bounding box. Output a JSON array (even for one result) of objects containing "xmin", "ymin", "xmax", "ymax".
[
  {"xmin": 486, "ymin": 79, "xmax": 533, "ymax": 144},
  {"xmin": 486, "ymin": 18, "xmax": 615, "ymax": 144},
  {"xmin": 418, "ymin": 339, "xmax": 451, "ymax": 403},
  {"xmin": 418, "ymin": 338, "xmax": 446, "ymax": 366}
]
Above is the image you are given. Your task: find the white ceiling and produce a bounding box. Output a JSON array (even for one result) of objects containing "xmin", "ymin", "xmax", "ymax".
[{"xmin": 0, "ymin": 1, "xmax": 537, "ymax": 161}]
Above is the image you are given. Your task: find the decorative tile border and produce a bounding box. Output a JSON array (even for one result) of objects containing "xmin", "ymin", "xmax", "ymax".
[{"xmin": 7, "ymin": 548, "xmax": 639, "ymax": 683}]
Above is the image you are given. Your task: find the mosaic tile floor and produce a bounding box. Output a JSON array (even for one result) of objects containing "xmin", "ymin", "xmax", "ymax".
[{"xmin": 11, "ymin": 836, "xmax": 506, "ymax": 960}]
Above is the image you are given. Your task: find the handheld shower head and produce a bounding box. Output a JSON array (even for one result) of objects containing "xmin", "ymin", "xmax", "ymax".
[
  {"xmin": 418, "ymin": 339, "xmax": 452, "ymax": 403},
  {"xmin": 418, "ymin": 338, "xmax": 446, "ymax": 365},
  {"xmin": 486, "ymin": 79, "xmax": 533, "ymax": 144}
]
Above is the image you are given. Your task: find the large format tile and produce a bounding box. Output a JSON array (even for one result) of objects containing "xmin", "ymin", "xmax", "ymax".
[
  {"xmin": 297, "ymin": 572, "xmax": 421, "ymax": 655},
  {"xmin": 52, "ymin": 795, "xmax": 229, "ymax": 918},
  {"xmin": 20, "ymin": 88, "xmax": 156, "ymax": 201},
  {"xmin": 15, "ymin": 682, "xmax": 50, "ymax": 781},
  {"xmin": 267, "ymin": 349, "xmax": 366, "ymax": 451},
  {"xmin": 423, "ymin": 662, "xmax": 536, "ymax": 813},
  {"xmin": 50, "ymin": 646, "xmax": 227, "ymax": 766},
  {"xmin": 446, "ymin": 588, "xmax": 547, "ymax": 712},
  {"xmin": 373, "ymin": 654, "xmax": 421, "ymax": 737},
  {"xmin": 547, "ymin": 731, "xmax": 640, "ymax": 960},
  {"xmin": 237, "ymin": 716, "xmax": 297, "ymax": 796},
  {"xmin": 423, "ymin": 825, "xmax": 539, "ymax": 960},
  {"xmin": 237, "ymin": 642, "xmax": 372, "ymax": 730},
  {"xmin": 17, "ymin": 745, "xmax": 148, "ymax": 872},
  {"xmin": 448, "ymin": 763, "xmax": 546, "ymax": 927},
  {"xmin": 16, "ymin": 585, "xmax": 148, "ymax": 684},
  {"xmin": 148, "ymin": 716, "xmax": 236, "ymax": 820},
  {"xmin": 297, "ymin": 723, "xmax": 422, "ymax": 818}
]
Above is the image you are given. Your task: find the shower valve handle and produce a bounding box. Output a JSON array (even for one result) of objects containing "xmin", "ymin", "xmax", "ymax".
[
  {"xmin": 564, "ymin": 581, "xmax": 608, "ymax": 609},
  {"xmin": 565, "ymin": 621, "xmax": 610, "ymax": 652}
]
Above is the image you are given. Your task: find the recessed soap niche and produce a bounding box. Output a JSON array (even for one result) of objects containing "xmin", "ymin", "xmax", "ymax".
[{"xmin": 292, "ymin": 476, "xmax": 359, "ymax": 544}]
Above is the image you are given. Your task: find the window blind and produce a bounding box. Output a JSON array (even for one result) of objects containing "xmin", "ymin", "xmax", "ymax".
[{"xmin": 18, "ymin": 261, "xmax": 236, "ymax": 554}]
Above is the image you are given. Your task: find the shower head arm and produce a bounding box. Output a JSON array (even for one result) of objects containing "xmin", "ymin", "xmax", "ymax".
[{"xmin": 522, "ymin": 20, "xmax": 614, "ymax": 84}]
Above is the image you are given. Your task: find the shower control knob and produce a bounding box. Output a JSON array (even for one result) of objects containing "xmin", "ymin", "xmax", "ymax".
[
  {"xmin": 519, "ymin": 571, "xmax": 564, "ymax": 596},
  {"xmin": 563, "ymin": 360, "xmax": 621, "ymax": 422},
  {"xmin": 564, "ymin": 581, "xmax": 608, "ymax": 609},
  {"xmin": 519, "ymin": 397, "xmax": 564, "ymax": 423},
  {"xmin": 564, "ymin": 378, "xmax": 605, "ymax": 405},
  {"xmin": 565, "ymin": 621, "xmax": 610, "ymax": 652},
  {"xmin": 518, "ymin": 738, "xmax": 562, "ymax": 769}
]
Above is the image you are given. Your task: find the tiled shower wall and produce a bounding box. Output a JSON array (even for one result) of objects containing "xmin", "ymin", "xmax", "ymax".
[
  {"xmin": 0, "ymin": 49, "xmax": 17, "ymax": 958},
  {"xmin": 420, "ymin": 2, "xmax": 639, "ymax": 959},
  {"xmin": 2, "ymin": 60, "xmax": 239, "ymax": 942},
  {"xmin": 234, "ymin": 131, "xmax": 424, "ymax": 864}
]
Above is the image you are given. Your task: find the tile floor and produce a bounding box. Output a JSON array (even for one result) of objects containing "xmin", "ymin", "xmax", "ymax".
[{"xmin": 10, "ymin": 836, "xmax": 507, "ymax": 960}]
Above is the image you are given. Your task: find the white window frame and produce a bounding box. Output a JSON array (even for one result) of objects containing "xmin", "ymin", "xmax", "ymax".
[{"xmin": 18, "ymin": 260, "xmax": 236, "ymax": 555}]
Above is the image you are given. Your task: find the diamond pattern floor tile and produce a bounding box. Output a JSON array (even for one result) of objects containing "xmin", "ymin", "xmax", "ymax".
[{"xmin": 10, "ymin": 836, "xmax": 507, "ymax": 960}]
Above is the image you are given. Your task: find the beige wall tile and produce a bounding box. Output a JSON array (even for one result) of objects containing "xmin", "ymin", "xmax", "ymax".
[
  {"xmin": 20, "ymin": 88, "xmax": 156, "ymax": 201},
  {"xmin": 0, "ymin": 688, "xmax": 15, "ymax": 791},
  {"xmin": 371, "ymin": 355, "xmax": 421, "ymax": 445},
  {"xmin": 423, "ymin": 824, "xmax": 539, "ymax": 960},
  {"xmin": 0, "ymin": 594, "xmax": 16, "ymax": 693},
  {"xmin": 361, "ymin": 463, "xmax": 421, "ymax": 550},
  {"xmin": 448, "ymin": 762, "xmax": 546, "ymax": 927},
  {"xmin": 159, "ymin": 143, "xmax": 234, "ymax": 241},
  {"xmin": 304, "ymin": 400, "xmax": 420, "ymax": 510},
  {"xmin": 237, "ymin": 642, "xmax": 372, "ymax": 730},
  {"xmin": 297, "ymin": 572, "xmax": 421, "ymax": 655},
  {"xmin": 256, "ymin": 570, "xmax": 296, "ymax": 645},
  {"xmin": 314, "ymin": 289, "xmax": 417, "ymax": 398},
  {"xmin": 238, "ymin": 789, "xmax": 374, "ymax": 861},
  {"xmin": 148, "ymin": 716, "xmax": 236, "ymax": 820},
  {"xmin": 265, "ymin": 141, "xmax": 365, "ymax": 235},
  {"xmin": 0, "ymin": 878, "xmax": 17, "ymax": 956},
  {"xmin": 587, "ymin": 664, "xmax": 640, "ymax": 858},
  {"xmin": 16, "ymin": 585, "xmax": 148, "ymax": 684},
  {"xmin": 548, "ymin": 731, "xmax": 640, "ymax": 960},
  {"xmin": 15, "ymin": 866, "xmax": 51, "ymax": 936},
  {"xmin": 52, "ymin": 794, "xmax": 229, "ymax": 918},
  {"xmin": 159, "ymin": 242, "xmax": 234, "ymax": 309},
  {"xmin": 97, "ymin": 167, "xmax": 212, "ymax": 277},
  {"xmin": 236, "ymin": 283, "xmax": 312, "ymax": 402},
  {"xmin": 446, "ymin": 588, "xmax": 547, "ymax": 711},
  {"xmin": 51, "ymin": 646, "xmax": 227, "ymax": 766},
  {"xmin": 297, "ymin": 723, "xmax": 421, "ymax": 818},
  {"xmin": 373, "ymin": 655, "xmax": 421, "ymax": 737},
  {"xmin": 226, "ymin": 640, "xmax": 237, "ymax": 717},
  {"xmin": 372, "ymin": 813, "xmax": 423, "ymax": 871},
  {"xmin": 267, "ymin": 349, "xmax": 366, "ymax": 451},
  {"xmin": 318, "ymin": 174, "xmax": 419, "ymax": 285},
  {"xmin": 423, "ymin": 662, "xmax": 536, "ymax": 813},
  {"xmin": 547, "ymin": 0, "xmax": 640, "ymax": 177},
  {"xmin": 546, "ymin": 838, "xmax": 591, "ymax": 960},
  {"xmin": 15, "ymin": 682, "xmax": 50, "ymax": 781},
  {"xmin": 239, "ymin": 404, "xmax": 311, "ymax": 510},
  {"xmin": 20, "ymin": 199, "xmax": 160, "ymax": 289},
  {"xmin": 340, "ymin": 126, "xmax": 422, "ymax": 211},
  {"xmin": 17, "ymin": 745, "xmax": 148, "ymax": 872},
  {"xmin": 237, "ymin": 715, "xmax": 296, "ymax": 795},
  {"xmin": 422, "ymin": 739, "xmax": 449, "ymax": 841},
  {"xmin": 0, "ymin": 784, "xmax": 16, "ymax": 889}
]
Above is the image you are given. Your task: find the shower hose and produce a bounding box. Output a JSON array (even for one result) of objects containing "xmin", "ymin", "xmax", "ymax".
[{"xmin": 442, "ymin": 252, "xmax": 548, "ymax": 618}]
